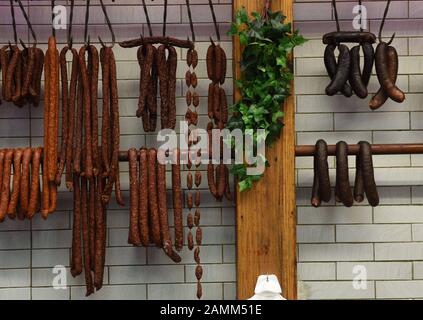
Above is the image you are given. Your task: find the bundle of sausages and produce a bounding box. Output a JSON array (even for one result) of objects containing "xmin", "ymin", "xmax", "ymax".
[
  {"xmin": 0, "ymin": 147, "xmax": 42, "ymax": 222},
  {"xmin": 323, "ymin": 32, "xmax": 375, "ymax": 100},
  {"xmin": 0, "ymin": 43, "xmax": 44, "ymax": 107},
  {"xmin": 135, "ymin": 43, "xmax": 178, "ymax": 132},
  {"xmin": 311, "ymin": 139, "xmax": 379, "ymax": 208},
  {"xmin": 127, "ymin": 147, "xmax": 182, "ymax": 263},
  {"xmin": 55, "ymin": 43, "xmax": 121, "ymax": 296},
  {"xmin": 206, "ymin": 42, "xmax": 231, "ymax": 202}
]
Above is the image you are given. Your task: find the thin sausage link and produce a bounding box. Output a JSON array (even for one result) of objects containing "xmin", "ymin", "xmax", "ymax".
[
  {"xmin": 19, "ymin": 148, "xmax": 32, "ymax": 217},
  {"xmin": 55, "ymin": 46, "xmax": 70, "ymax": 186},
  {"xmin": 0, "ymin": 150, "xmax": 13, "ymax": 222},
  {"xmin": 81, "ymin": 176, "xmax": 94, "ymax": 295},
  {"xmin": 78, "ymin": 46, "xmax": 93, "ymax": 179},
  {"xmin": 27, "ymin": 148, "xmax": 41, "ymax": 219},
  {"xmin": 88, "ymin": 45, "xmax": 99, "ymax": 176},
  {"xmin": 138, "ymin": 148, "xmax": 149, "ymax": 247},
  {"xmin": 70, "ymin": 175, "xmax": 83, "ymax": 277},
  {"xmin": 100, "ymin": 47, "xmax": 111, "ymax": 176},
  {"xmin": 128, "ymin": 148, "xmax": 141, "ymax": 246},
  {"xmin": 8, "ymin": 149, "xmax": 24, "ymax": 218},
  {"xmin": 66, "ymin": 48, "xmax": 79, "ymax": 190},
  {"xmin": 148, "ymin": 148, "xmax": 161, "ymax": 247}
]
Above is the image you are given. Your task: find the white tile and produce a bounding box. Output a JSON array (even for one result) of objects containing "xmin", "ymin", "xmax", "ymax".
[
  {"xmin": 303, "ymin": 281, "xmax": 375, "ymax": 299},
  {"xmin": 298, "ymin": 263, "xmax": 336, "ymax": 281},
  {"xmin": 336, "ymin": 224, "xmax": 411, "ymax": 242},
  {"xmin": 299, "ymin": 244, "xmax": 373, "ymax": 262},
  {"xmin": 376, "ymin": 281, "xmax": 423, "ymax": 299},
  {"xmin": 148, "ymin": 283, "xmax": 223, "ymax": 300}
]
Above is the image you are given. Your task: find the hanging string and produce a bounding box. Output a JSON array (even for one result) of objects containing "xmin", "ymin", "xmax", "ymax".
[
  {"xmin": 98, "ymin": 0, "xmax": 116, "ymax": 47},
  {"xmin": 51, "ymin": 0, "xmax": 55, "ymax": 37},
  {"xmin": 379, "ymin": 0, "xmax": 394, "ymax": 43},
  {"xmin": 68, "ymin": 0, "xmax": 74, "ymax": 48},
  {"xmin": 15, "ymin": 0, "xmax": 37, "ymax": 46},
  {"xmin": 186, "ymin": 0, "xmax": 195, "ymax": 42},
  {"xmin": 208, "ymin": 0, "xmax": 220, "ymax": 42},
  {"xmin": 84, "ymin": 0, "xmax": 91, "ymax": 45},
  {"xmin": 142, "ymin": 0, "xmax": 153, "ymax": 37},
  {"xmin": 163, "ymin": 0, "xmax": 168, "ymax": 37},
  {"xmin": 10, "ymin": 0, "xmax": 18, "ymax": 45},
  {"xmin": 358, "ymin": 0, "xmax": 363, "ymax": 32},
  {"xmin": 331, "ymin": 0, "xmax": 340, "ymax": 32}
]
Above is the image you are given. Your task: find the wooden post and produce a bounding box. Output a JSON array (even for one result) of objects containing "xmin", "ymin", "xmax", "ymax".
[{"xmin": 233, "ymin": 0, "xmax": 297, "ymax": 300}]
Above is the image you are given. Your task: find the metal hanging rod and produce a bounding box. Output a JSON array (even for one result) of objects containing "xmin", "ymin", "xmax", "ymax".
[{"xmin": 295, "ymin": 143, "xmax": 423, "ymax": 157}]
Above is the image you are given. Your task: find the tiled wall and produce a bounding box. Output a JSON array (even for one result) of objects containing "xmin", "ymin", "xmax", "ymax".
[
  {"xmin": 0, "ymin": 0, "xmax": 235, "ymax": 300},
  {"xmin": 3, "ymin": 0, "xmax": 422, "ymax": 301},
  {"xmin": 294, "ymin": 0, "xmax": 423, "ymax": 299}
]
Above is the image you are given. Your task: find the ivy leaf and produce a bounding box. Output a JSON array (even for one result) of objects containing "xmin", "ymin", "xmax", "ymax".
[{"xmin": 227, "ymin": 7, "xmax": 306, "ymax": 192}]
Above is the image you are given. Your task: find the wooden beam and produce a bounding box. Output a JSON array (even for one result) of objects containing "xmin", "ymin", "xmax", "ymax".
[{"xmin": 234, "ymin": 0, "xmax": 297, "ymax": 300}]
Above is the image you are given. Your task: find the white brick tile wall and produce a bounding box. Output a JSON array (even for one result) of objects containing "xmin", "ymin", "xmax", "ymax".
[{"xmin": 2, "ymin": 0, "xmax": 423, "ymax": 301}]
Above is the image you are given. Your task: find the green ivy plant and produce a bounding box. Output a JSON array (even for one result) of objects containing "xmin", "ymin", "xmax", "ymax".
[{"xmin": 228, "ymin": 8, "xmax": 306, "ymax": 192}]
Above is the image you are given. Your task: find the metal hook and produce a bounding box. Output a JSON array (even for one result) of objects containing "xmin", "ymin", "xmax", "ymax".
[
  {"xmin": 378, "ymin": 0, "xmax": 392, "ymax": 43},
  {"xmin": 98, "ymin": 0, "xmax": 116, "ymax": 48},
  {"xmin": 15, "ymin": 0, "xmax": 37, "ymax": 47},
  {"xmin": 67, "ymin": 0, "xmax": 75, "ymax": 49},
  {"xmin": 10, "ymin": 0, "xmax": 18, "ymax": 45},
  {"xmin": 142, "ymin": 0, "xmax": 153, "ymax": 37},
  {"xmin": 186, "ymin": 0, "xmax": 195, "ymax": 43},
  {"xmin": 51, "ymin": 0, "xmax": 56, "ymax": 37},
  {"xmin": 84, "ymin": 0, "xmax": 91, "ymax": 46},
  {"xmin": 208, "ymin": 0, "xmax": 220, "ymax": 43}
]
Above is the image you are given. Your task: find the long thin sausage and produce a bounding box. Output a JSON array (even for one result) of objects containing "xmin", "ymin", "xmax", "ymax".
[
  {"xmin": 0, "ymin": 150, "xmax": 13, "ymax": 222},
  {"xmin": 359, "ymin": 141, "xmax": 379, "ymax": 207},
  {"xmin": 65, "ymin": 48, "xmax": 79, "ymax": 190},
  {"xmin": 128, "ymin": 148, "xmax": 141, "ymax": 246},
  {"xmin": 56, "ymin": 47, "xmax": 70, "ymax": 186},
  {"xmin": 148, "ymin": 148, "xmax": 161, "ymax": 247},
  {"xmin": 335, "ymin": 141, "xmax": 353, "ymax": 207},
  {"xmin": 325, "ymin": 44, "xmax": 350, "ymax": 96},
  {"xmin": 78, "ymin": 46, "xmax": 93, "ymax": 179},
  {"xmin": 70, "ymin": 175, "xmax": 83, "ymax": 277},
  {"xmin": 27, "ymin": 148, "xmax": 41, "ymax": 219},
  {"xmin": 7, "ymin": 149, "xmax": 23, "ymax": 218},
  {"xmin": 80, "ymin": 176, "xmax": 94, "ymax": 296},
  {"xmin": 100, "ymin": 47, "xmax": 111, "ymax": 176},
  {"xmin": 172, "ymin": 149, "xmax": 183, "ymax": 251},
  {"xmin": 88, "ymin": 46, "xmax": 99, "ymax": 176},
  {"xmin": 138, "ymin": 148, "xmax": 149, "ymax": 247}
]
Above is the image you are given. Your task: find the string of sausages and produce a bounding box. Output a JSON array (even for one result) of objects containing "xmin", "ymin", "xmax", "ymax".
[
  {"xmin": 0, "ymin": 147, "xmax": 42, "ymax": 222},
  {"xmin": 0, "ymin": 43, "xmax": 44, "ymax": 107},
  {"xmin": 184, "ymin": 46, "xmax": 204, "ymax": 299},
  {"xmin": 311, "ymin": 139, "xmax": 379, "ymax": 208},
  {"xmin": 206, "ymin": 41, "xmax": 231, "ymax": 202},
  {"xmin": 128, "ymin": 147, "xmax": 182, "ymax": 262}
]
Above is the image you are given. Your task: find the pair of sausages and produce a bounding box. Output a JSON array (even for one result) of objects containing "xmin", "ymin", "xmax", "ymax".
[
  {"xmin": 127, "ymin": 148, "xmax": 181, "ymax": 263},
  {"xmin": 42, "ymin": 36, "xmax": 60, "ymax": 219},
  {"xmin": 370, "ymin": 41, "xmax": 405, "ymax": 109},
  {"xmin": 0, "ymin": 148, "xmax": 41, "ymax": 222},
  {"xmin": 311, "ymin": 140, "xmax": 379, "ymax": 207},
  {"xmin": 136, "ymin": 44, "xmax": 159, "ymax": 132}
]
